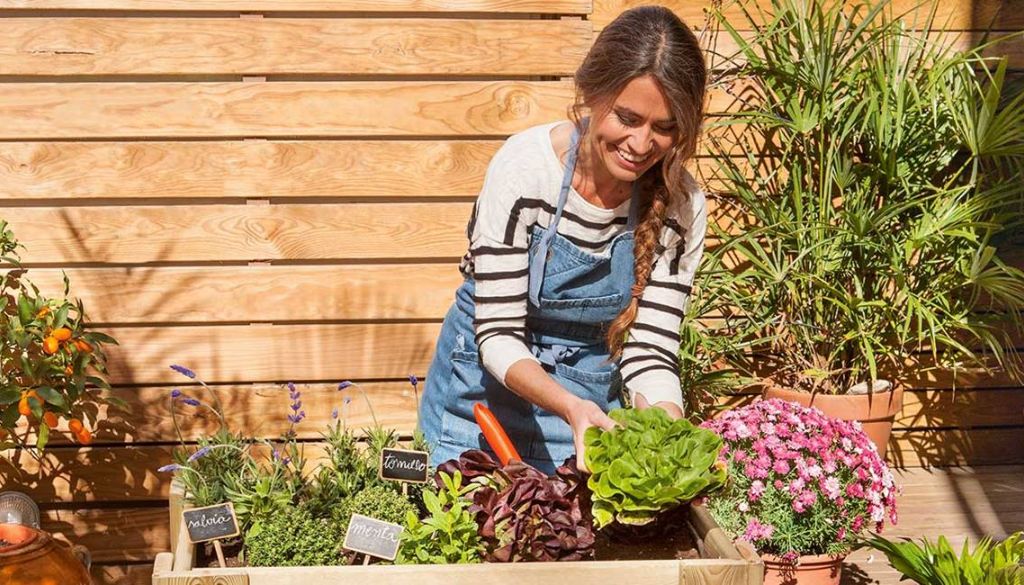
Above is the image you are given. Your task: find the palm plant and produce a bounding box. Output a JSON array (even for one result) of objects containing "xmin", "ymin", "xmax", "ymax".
[
  {"xmin": 693, "ymin": 0, "xmax": 1024, "ymax": 395},
  {"xmin": 863, "ymin": 532, "xmax": 1024, "ymax": 584}
]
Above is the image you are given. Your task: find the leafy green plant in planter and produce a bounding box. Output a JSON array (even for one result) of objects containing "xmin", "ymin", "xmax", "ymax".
[
  {"xmin": 396, "ymin": 471, "xmax": 485, "ymax": 565},
  {"xmin": 439, "ymin": 449, "xmax": 595, "ymax": 562},
  {"xmin": 0, "ymin": 221, "xmax": 119, "ymax": 451},
  {"xmin": 583, "ymin": 407, "xmax": 727, "ymax": 529},
  {"xmin": 701, "ymin": 0, "xmax": 1024, "ymax": 398},
  {"xmin": 863, "ymin": 531, "xmax": 1024, "ymax": 584},
  {"xmin": 245, "ymin": 505, "xmax": 346, "ymax": 567},
  {"xmin": 332, "ymin": 484, "xmax": 417, "ymax": 535}
]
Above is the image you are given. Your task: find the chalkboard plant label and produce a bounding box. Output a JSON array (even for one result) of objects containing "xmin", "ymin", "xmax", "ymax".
[
  {"xmin": 342, "ymin": 514, "xmax": 403, "ymax": 561},
  {"xmin": 183, "ymin": 502, "xmax": 240, "ymax": 544},
  {"xmin": 379, "ymin": 448, "xmax": 429, "ymax": 484}
]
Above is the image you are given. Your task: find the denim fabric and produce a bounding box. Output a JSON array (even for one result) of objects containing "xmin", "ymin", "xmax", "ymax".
[{"xmin": 420, "ymin": 122, "xmax": 638, "ymax": 474}]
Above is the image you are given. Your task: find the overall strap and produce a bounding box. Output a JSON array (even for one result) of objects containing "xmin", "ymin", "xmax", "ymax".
[{"xmin": 528, "ymin": 120, "xmax": 585, "ymax": 306}]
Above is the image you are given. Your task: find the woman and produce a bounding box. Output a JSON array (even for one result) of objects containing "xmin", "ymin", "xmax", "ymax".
[{"xmin": 419, "ymin": 5, "xmax": 708, "ymax": 473}]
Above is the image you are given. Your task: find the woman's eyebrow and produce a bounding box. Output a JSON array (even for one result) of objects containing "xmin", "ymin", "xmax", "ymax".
[{"xmin": 615, "ymin": 106, "xmax": 676, "ymax": 125}]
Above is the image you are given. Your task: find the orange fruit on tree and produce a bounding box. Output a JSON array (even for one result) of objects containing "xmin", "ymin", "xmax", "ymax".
[
  {"xmin": 53, "ymin": 328, "xmax": 72, "ymax": 341},
  {"xmin": 18, "ymin": 397, "xmax": 32, "ymax": 417},
  {"xmin": 75, "ymin": 429, "xmax": 93, "ymax": 445},
  {"xmin": 68, "ymin": 418, "xmax": 84, "ymax": 434},
  {"xmin": 36, "ymin": 306, "xmax": 50, "ymax": 318},
  {"xmin": 42, "ymin": 336, "xmax": 59, "ymax": 354},
  {"xmin": 73, "ymin": 339, "xmax": 93, "ymax": 353},
  {"xmin": 43, "ymin": 411, "xmax": 58, "ymax": 428}
]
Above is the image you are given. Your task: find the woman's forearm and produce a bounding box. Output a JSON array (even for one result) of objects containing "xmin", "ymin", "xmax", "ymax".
[{"xmin": 502, "ymin": 358, "xmax": 581, "ymax": 421}]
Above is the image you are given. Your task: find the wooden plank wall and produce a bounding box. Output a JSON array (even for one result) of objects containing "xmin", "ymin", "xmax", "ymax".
[{"xmin": 0, "ymin": 1, "xmax": 1019, "ymax": 583}]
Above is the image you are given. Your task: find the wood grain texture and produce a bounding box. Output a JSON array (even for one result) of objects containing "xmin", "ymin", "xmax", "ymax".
[
  {"xmin": 0, "ymin": 81, "xmax": 579, "ymax": 139},
  {"xmin": 92, "ymin": 563, "xmax": 154, "ymax": 585},
  {"xmin": 5, "ymin": 422, "xmax": 1021, "ymax": 505},
  {"xmin": 13, "ymin": 384, "xmax": 1024, "ymax": 449},
  {"xmin": 26, "ymin": 264, "xmax": 463, "ymax": 323},
  {"xmin": 592, "ymin": 0, "xmax": 1018, "ymax": 31},
  {"xmin": 101, "ymin": 322, "xmax": 444, "ymax": 384},
  {"xmin": 2, "ymin": 203, "xmax": 471, "ymax": 263},
  {"xmin": 0, "ymin": 0, "xmax": 588, "ymax": 12},
  {"xmin": 0, "ymin": 18, "xmax": 591, "ymax": 76},
  {"xmin": 42, "ymin": 506, "xmax": 169, "ymax": 563},
  {"xmin": 0, "ymin": 140, "xmax": 501, "ymax": 200}
]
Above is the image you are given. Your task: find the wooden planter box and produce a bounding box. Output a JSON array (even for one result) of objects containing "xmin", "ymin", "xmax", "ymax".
[{"xmin": 153, "ymin": 483, "xmax": 763, "ymax": 585}]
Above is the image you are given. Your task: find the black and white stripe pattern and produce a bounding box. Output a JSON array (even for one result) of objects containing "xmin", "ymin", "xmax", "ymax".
[{"xmin": 459, "ymin": 121, "xmax": 708, "ymax": 410}]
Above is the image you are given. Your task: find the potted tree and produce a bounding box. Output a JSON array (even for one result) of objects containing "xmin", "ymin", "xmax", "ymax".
[{"xmin": 698, "ymin": 0, "xmax": 1024, "ymax": 456}]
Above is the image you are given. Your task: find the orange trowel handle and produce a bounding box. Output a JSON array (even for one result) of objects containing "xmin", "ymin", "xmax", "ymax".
[{"xmin": 473, "ymin": 403, "xmax": 521, "ymax": 465}]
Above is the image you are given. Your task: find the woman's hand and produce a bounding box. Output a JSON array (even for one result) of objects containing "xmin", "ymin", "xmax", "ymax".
[
  {"xmin": 634, "ymin": 392, "xmax": 684, "ymax": 420},
  {"xmin": 564, "ymin": 397, "xmax": 617, "ymax": 473}
]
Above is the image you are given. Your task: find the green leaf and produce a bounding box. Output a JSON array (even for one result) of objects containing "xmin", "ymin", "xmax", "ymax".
[
  {"xmin": 0, "ymin": 389, "xmax": 21, "ymax": 405},
  {"xmin": 36, "ymin": 387, "xmax": 67, "ymax": 409},
  {"xmin": 37, "ymin": 422, "xmax": 49, "ymax": 450},
  {"xmin": 17, "ymin": 294, "xmax": 32, "ymax": 324},
  {"xmin": 54, "ymin": 305, "xmax": 70, "ymax": 330}
]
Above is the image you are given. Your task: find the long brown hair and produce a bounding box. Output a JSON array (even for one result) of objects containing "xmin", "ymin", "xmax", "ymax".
[{"xmin": 570, "ymin": 5, "xmax": 707, "ymax": 359}]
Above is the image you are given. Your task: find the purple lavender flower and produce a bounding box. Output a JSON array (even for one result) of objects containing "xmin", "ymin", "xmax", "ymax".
[
  {"xmin": 290, "ymin": 400, "xmax": 302, "ymax": 412},
  {"xmin": 170, "ymin": 365, "xmax": 196, "ymax": 379},
  {"xmin": 288, "ymin": 382, "xmax": 298, "ymax": 399},
  {"xmin": 287, "ymin": 411, "xmax": 306, "ymax": 424},
  {"xmin": 187, "ymin": 446, "xmax": 212, "ymax": 462},
  {"xmin": 331, "ymin": 407, "xmax": 339, "ymax": 420},
  {"xmin": 408, "ymin": 375, "xmax": 418, "ymax": 388},
  {"xmin": 157, "ymin": 463, "xmax": 183, "ymax": 473},
  {"xmin": 337, "ymin": 381, "xmax": 352, "ymax": 391},
  {"xmin": 181, "ymin": 397, "xmax": 201, "ymax": 407},
  {"xmin": 170, "ymin": 388, "xmax": 182, "ymax": 399}
]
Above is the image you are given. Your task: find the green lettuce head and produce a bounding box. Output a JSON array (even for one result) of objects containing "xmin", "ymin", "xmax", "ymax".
[{"xmin": 584, "ymin": 407, "xmax": 727, "ymax": 529}]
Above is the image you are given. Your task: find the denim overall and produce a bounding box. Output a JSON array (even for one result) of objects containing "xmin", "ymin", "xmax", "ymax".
[{"xmin": 420, "ymin": 122, "xmax": 638, "ymax": 473}]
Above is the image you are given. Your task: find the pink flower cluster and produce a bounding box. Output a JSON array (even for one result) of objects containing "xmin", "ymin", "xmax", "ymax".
[{"xmin": 701, "ymin": 399, "xmax": 898, "ymax": 547}]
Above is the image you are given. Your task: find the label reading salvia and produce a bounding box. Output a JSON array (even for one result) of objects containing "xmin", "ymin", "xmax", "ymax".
[
  {"xmin": 379, "ymin": 448, "xmax": 429, "ymax": 483},
  {"xmin": 343, "ymin": 514, "xmax": 404, "ymax": 561},
  {"xmin": 183, "ymin": 503, "xmax": 240, "ymax": 544}
]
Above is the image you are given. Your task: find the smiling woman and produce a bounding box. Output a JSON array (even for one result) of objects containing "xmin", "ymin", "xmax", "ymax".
[{"xmin": 418, "ymin": 5, "xmax": 710, "ymax": 475}]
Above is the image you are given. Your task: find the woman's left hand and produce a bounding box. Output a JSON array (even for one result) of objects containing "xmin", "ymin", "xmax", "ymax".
[{"xmin": 633, "ymin": 392, "xmax": 684, "ymax": 419}]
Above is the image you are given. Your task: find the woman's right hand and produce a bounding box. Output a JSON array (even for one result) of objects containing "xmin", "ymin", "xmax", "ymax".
[{"xmin": 564, "ymin": 397, "xmax": 617, "ymax": 473}]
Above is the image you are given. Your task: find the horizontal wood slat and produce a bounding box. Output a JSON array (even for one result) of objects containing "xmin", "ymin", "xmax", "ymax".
[
  {"xmin": 0, "ymin": 141, "xmax": 731, "ymax": 201},
  {"xmin": 0, "ymin": 81, "xmax": 580, "ymax": 139},
  {"xmin": 27, "ymin": 264, "xmax": 463, "ymax": 323},
  {"xmin": 92, "ymin": 564, "xmax": 153, "ymax": 585},
  {"xmin": 0, "ymin": 0, "xmax": 589, "ymax": 12},
  {"xmin": 42, "ymin": 506, "xmax": 168, "ymax": 563},
  {"xmin": 102, "ymin": 322, "xmax": 443, "ymax": 384},
  {"xmin": 2, "ymin": 203, "xmax": 472, "ymax": 263},
  {"xmin": 0, "ymin": 140, "xmax": 501, "ymax": 200},
  {"xmin": 593, "ymin": 0, "xmax": 1018, "ymax": 31},
  {"xmin": 80, "ymin": 322, "xmax": 1023, "ymax": 386},
  {"xmin": 0, "ymin": 18, "xmax": 591, "ymax": 77},
  {"xmin": 13, "ymin": 382, "xmax": 1024, "ymax": 448},
  {"xmin": 9, "ymin": 424, "xmax": 1024, "ymax": 505},
  {"xmin": 708, "ymin": 30, "xmax": 1024, "ymax": 70}
]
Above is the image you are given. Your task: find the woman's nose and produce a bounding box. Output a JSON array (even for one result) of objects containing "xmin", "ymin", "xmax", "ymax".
[{"xmin": 627, "ymin": 126, "xmax": 654, "ymax": 155}]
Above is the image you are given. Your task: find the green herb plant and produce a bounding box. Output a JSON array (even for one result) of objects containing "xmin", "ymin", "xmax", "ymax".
[
  {"xmin": 396, "ymin": 471, "xmax": 484, "ymax": 565},
  {"xmin": 701, "ymin": 0, "xmax": 1024, "ymax": 394},
  {"xmin": 583, "ymin": 408, "xmax": 727, "ymax": 529},
  {"xmin": 863, "ymin": 532, "xmax": 1024, "ymax": 585},
  {"xmin": 245, "ymin": 505, "xmax": 345, "ymax": 567}
]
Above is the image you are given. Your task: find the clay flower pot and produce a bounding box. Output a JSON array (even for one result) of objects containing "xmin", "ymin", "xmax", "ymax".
[
  {"xmin": 0, "ymin": 523, "xmax": 91, "ymax": 585},
  {"xmin": 762, "ymin": 552, "xmax": 845, "ymax": 585},
  {"xmin": 763, "ymin": 385, "xmax": 904, "ymax": 457}
]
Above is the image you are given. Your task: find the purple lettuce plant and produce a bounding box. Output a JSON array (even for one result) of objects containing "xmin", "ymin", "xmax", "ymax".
[{"xmin": 438, "ymin": 450, "xmax": 594, "ymax": 562}]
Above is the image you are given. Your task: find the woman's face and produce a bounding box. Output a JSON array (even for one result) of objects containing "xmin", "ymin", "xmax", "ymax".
[{"xmin": 588, "ymin": 74, "xmax": 678, "ymax": 184}]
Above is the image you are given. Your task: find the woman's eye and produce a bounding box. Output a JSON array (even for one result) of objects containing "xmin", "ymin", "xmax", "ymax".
[{"xmin": 616, "ymin": 112, "xmax": 637, "ymax": 126}]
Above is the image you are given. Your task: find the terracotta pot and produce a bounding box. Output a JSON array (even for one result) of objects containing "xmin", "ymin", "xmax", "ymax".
[
  {"xmin": 0, "ymin": 523, "xmax": 91, "ymax": 585},
  {"xmin": 762, "ymin": 552, "xmax": 845, "ymax": 585},
  {"xmin": 763, "ymin": 385, "xmax": 903, "ymax": 457}
]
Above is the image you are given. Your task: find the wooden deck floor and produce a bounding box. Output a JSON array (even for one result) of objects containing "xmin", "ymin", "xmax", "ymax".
[{"xmin": 843, "ymin": 465, "xmax": 1024, "ymax": 584}]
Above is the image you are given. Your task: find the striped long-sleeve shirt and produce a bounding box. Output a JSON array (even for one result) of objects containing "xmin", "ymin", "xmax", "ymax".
[{"xmin": 459, "ymin": 121, "xmax": 707, "ymax": 409}]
